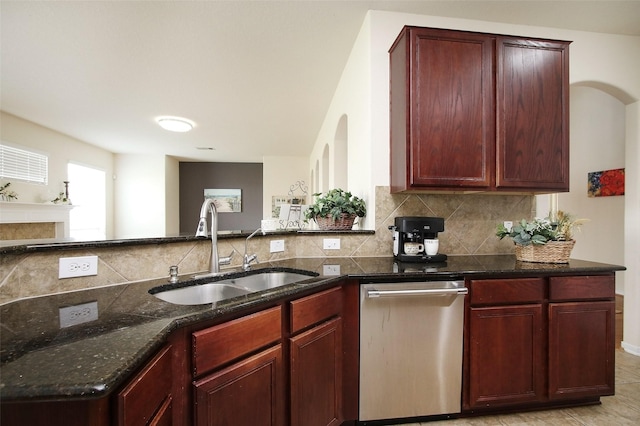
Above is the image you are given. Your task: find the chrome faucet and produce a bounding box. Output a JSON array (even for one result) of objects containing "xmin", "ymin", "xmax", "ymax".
[
  {"xmin": 195, "ymin": 198, "xmax": 234, "ymax": 276},
  {"xmin": 242, "ymin": 227, "xmax": 262, "ymax": 271}
]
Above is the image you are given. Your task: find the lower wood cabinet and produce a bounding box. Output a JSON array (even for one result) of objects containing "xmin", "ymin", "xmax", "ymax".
[
  {"xmin": 466, "ymin": 278, "xmax": 545, "ymax": 409},
  {"xmin": 191, "ymin": 306, "xmax": 284, "ymax": 426},
  {"xmin": 194, "ymin": 345, "xmax": 284, "ymax": 426},
  {"xmin": 0, "ymin": 398, "xmax": 110, "ymax": 426},
  {"xmin": 464, "ymin": 274, "xmax": 616, "ymax": 412},
  {"xmin": 548, "ymin": 276, "xmax": 615, "ymax": 400},
  {"xmin": 116, "ymin": 344, "xmax": 173, "ymax": 426},
  {"xmin": 468, "ymin": 304, "xmax": 545, "ymax": 407},
  {"xmin": 190, "ymin": 285, "xmax": 346, "ymax": 426},
  {"xmin": 2, "ymin": 273, "xmax": 618, "ymax": 424},
  {"xmin": 289, "ymin": 287, "xmax": 344, "ymax": 426}
]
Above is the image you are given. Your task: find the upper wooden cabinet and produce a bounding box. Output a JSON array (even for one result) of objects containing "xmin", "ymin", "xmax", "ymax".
[
  {"xmin": 496, "ymin": 37, "xmax": 570, "ymax": 190},
  {"xmin": 390, "ymin": 26, "xmax": 571, "ymax": 193}
]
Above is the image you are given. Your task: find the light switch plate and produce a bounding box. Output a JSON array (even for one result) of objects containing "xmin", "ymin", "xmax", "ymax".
[
  {"xmin": 323, "ymin": 238, "xmax": 341, "ymax": 250},
  {"xmin": 59, "ymin": 256, "xmax": 98, "ymax": 279},
  {"xmin": 270, "ymin": 240, "xmax": 285, "ymax": 253}
]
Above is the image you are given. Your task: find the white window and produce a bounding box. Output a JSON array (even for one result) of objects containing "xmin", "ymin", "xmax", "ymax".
[
  {"xmin": 0, "ymin": 143, "xmax": 48, "ymax": 184},
  {"xmin": 68, "ymin": 163, "xmax": 106, "ymax": 240}
]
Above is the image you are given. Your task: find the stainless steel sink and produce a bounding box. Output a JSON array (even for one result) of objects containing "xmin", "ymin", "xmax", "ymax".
[
  {"xmin": 152, "ymin": 283, "xmax": 252, "ymax": 305},
  {"xmin": 216, "ymin": 271, "xmax": 314, "ymax": 292},
  {"xmin": 150, "ymin": 270, "xmax": 316, "ymax": 305}
]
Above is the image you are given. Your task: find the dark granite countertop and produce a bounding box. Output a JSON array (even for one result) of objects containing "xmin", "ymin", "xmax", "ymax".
[
  {"xmin": 0, "ymin": 255, "xmax": 625, "ymax": 401},
  {"xmin": 0, "ymin": 229, "xmax": 375, "ymax": 254}
]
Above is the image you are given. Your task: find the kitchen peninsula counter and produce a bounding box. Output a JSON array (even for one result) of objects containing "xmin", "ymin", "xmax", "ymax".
[{"xmin": 0, "ymin": 255, "xmax": 625, "ymax": 401}]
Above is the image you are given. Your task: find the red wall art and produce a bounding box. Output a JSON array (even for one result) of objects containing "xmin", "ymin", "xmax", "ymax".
[{"xmin": 588, "ymin": 168, "xmax": 625, "ymax": 197}]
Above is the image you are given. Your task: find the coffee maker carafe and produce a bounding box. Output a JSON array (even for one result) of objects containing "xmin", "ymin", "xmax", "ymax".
[{"xmin": 390, "ymin": 216, "xmax": 447, "ymax": 263}]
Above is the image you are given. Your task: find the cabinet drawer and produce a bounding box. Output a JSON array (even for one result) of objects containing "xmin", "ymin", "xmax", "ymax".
[
  {"xmin": 469, "ymin": 278, "xmax": 544, "ymax": 305},
  {"xmin": 549, "ymin": 275, "xmax": 615, "ymax": 301},
  {"xmin": 192, "ymin": 306, "xmax": 281, "ymax": 377},
  {"xmin": 290, "ymin": 287, "xmax": 342, "ymax": 334},
  {"xmin": 117, "ymin": 345, "xmax": 172, "ymax": 426}
]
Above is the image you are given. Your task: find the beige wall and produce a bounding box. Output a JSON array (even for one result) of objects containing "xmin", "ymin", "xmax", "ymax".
[
  {"xmin": 0, "ymin": 111, "xmax": 115, "ymax": 236},
  {"xmin": 114, "ymin": 154, "xmax": 179, "ymax": 239},
  {"xmin": 558, "ymin": 87, "xmax": 626, "ymax": 293},
  {"xmin": 262, "ymin": 156, "xmax": 310, "ymax": 219}
]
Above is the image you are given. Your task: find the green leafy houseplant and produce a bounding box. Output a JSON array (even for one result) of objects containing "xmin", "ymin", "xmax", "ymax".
[
  {"xmin": 304, "ymin": 188, "xmax": 366, "ymax": 229},
  {"xmin": 496, "ymin": 211, "xmax": 587, "ymax": 246}
]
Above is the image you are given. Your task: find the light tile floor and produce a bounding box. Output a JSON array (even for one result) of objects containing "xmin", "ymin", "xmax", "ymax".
[{"xmin": 398, "ymin": 350, "xmax": 640, "ymax": 425}]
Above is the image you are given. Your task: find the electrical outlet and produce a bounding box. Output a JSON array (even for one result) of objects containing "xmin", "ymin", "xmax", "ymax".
[
  {"xmin": 59, "ymin": 301, "xmax": 98, "ymax": 328},
  {"xmin": 322, "ymin": 264, "xmax": 341, "ymax": 276},
  {"xmin": 270, "ymin": 239, "xmax": 285, "ymax": 253},
  {"xmin": 323, "ymin": 238, "xmax": 341, "ymax": 250},
  {"xmin": 59, "ymin": 256, "xmax": 98, "ymax": 279},
  {"xmin": 503, "ymin": 221, "xmax": 513, "ymax": 232}
]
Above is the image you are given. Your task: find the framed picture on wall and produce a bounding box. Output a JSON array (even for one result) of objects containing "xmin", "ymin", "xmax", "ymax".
[
  {"xmin": 204, "ymin": 189, "xmax": 242, "ymax": 212},
  {"xmin": 587, "ymin": 168, "xmax": 625, "ymax": 197}
]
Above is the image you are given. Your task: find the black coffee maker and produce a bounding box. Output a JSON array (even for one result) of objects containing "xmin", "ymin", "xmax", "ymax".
[{"xmin": 389, "ymin": 216, "xmax": 447, "ymax": 263}]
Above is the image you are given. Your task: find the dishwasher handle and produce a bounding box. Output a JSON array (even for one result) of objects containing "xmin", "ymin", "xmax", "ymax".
[{"xmin": 366, "ymin": 287, "xmax": 468, "ymax": 298}]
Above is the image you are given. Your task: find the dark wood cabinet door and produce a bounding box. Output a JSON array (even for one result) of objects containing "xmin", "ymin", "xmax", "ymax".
[
  {"xmin": 290, "ymin": 318, "xmax": 343, "ymax": 426},
  {"xmin": 496, "ymin": 37, "xmax": 570, "ymax": 191},
  {"xmin": 390, "ymin": 27, "xmax": 495, "ymax": 191},
  {"xmin": 116, "ymin": 344, "xmax": 172, "ymax": 426},
  {"xmin": 194, "ymin": 344, "xmax": 284, "ymax": 426},
  {"xmin": 467, "ymin": 304, "xmax": 545, "ymax": 409},
  {"xmin": 548, "ymin": 301, "xmax": 615, "ymax": 399}
]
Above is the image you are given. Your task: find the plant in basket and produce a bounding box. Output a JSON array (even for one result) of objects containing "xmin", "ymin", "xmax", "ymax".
[
  {"xmin": 304, "ymin": 188, "xmax": 366, "ymax": 230},
  {"xmin": 496, "ymin": 211, "xmax": 588, "ymax": 263}
]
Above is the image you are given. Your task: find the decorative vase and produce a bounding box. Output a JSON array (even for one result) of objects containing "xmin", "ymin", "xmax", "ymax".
[
  {"xmin": 514, "ymin": 240, "xmax": 575, "ymax": 264},
  {"xmin": 315, "ymin": 214, "xmax": 356, "ymax": 231}
]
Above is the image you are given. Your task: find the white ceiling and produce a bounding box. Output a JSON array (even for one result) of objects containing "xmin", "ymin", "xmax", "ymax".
[{"xmin": 2, "ymin": 1, "xmax": 639, "ymax": 163}]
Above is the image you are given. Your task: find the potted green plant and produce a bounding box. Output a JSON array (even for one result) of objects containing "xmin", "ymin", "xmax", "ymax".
[
  {"xmin": 496, "ymin": 211, "xmax": 587, "ymax": 263},
  {"xmin": 304, "ymin": 188, "xmax": 366, "ymax": 230}
]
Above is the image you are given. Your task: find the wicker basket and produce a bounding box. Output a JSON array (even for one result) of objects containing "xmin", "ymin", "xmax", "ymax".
[
  {"xmin": 514, "ymin": 240, "xmax": 575, "ymax": 264},
  {"xmin": 315, "ymin": 214, "xmax": 356, "ymax": 231}
]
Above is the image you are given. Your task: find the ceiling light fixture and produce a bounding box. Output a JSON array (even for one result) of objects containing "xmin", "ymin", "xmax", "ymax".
[{"xmin": 156, "ymin": 116, "xmax": 195, "ymax": 132}]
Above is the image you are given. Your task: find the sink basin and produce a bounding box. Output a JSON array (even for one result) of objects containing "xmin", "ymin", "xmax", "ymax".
[
  {"xmin": 150, "ymin": 270, "xmax": 317, "ymax": 305},
  {"xmin": 152, "ymin": 283, "xmax": 252, "ymax": 305},
  {"xmin": 216, "ymin": 271, "xmax": 314, "ymax": 292}
]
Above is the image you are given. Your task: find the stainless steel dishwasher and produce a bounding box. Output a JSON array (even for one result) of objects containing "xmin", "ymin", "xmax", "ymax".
[{"xmin": 359, "ymin": 280, "xmax": 468, "ymax": 422}]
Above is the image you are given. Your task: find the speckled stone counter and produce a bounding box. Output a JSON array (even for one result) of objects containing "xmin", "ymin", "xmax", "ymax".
[
  {"xmin": 0, "ymin": 255, "xmax": 625, "ymax": 401},
  {"xmin": 0, "ymin": 229, "xmax": 374, "ymax": 254}
]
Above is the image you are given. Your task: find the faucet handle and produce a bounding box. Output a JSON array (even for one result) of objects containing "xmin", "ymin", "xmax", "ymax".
[
  {"xmin": 169, "ymin": 265, "xmax": 179, "ymax": 283},
  {"xmin": 219, "ymin": 249, "xmax": 236, "ymax": 266},
  {"xmin": 243, "ymin": 253, "xmax": 259, "ymax": 271}
]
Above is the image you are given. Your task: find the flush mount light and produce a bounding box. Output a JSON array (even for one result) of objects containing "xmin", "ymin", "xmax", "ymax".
[{"xmin": 156, "ymin": 116, "xmax": 195, "ymax": 132}]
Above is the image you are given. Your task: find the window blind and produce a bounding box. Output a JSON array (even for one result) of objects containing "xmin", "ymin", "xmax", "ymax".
[{"xmin": 0, "ymin": 143, "xmax": 48, "ymax": 184}]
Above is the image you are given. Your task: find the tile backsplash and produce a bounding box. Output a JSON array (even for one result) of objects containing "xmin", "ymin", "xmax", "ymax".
[{"xmin": 0, "ymin": 187, "xmax": 533, "ymax": 304}]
